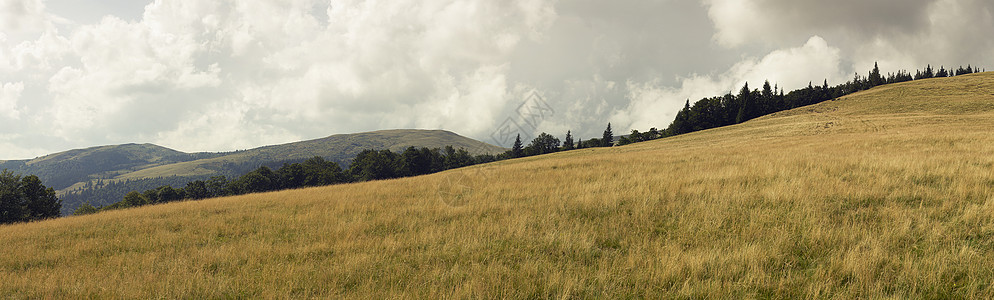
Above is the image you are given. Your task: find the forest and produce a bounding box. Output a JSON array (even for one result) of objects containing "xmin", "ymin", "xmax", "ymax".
[{"xmin": 0, "ymin": 170, "xmax": 61, "ymax": 224}]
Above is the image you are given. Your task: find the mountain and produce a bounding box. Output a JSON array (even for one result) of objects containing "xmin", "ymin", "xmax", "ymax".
[
  {"xmin": 2, "ymin": 129, "xmax": 504, "ymax": 214},
  {"xmin": 4, "ymin": 73, "xmax": 993, "ymax": 298},
  {"xmin": 0, "ymin": 144, "xmax": 219, "ymax": 190},
  {"xmin": 115, "ymin": 129, "xmax": 506, "ymax": 181}
]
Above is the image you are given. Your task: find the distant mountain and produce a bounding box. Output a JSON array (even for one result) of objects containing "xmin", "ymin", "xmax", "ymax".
[
  {"xmin": 116, "ymin": 129, "xmax": 505, "ymax": 181},
  {"xmin": 0, "ymin": 144, "xmax": 222, "ymax": 190},
  {"xmin": 1, "ymin": 129, "xmax": 505, "ymax": 215}
]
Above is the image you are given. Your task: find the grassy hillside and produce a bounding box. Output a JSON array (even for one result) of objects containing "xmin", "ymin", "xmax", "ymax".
[
  {"xmin": 116, "ymin": 129, "xmax": 506, "ymax": 181},
  {"xmin": 13, "ymin": 129, "xmax": 503, "ymax": 214},
  {"xmin": 0, "ymin": 144, "xmax": 212, "ymax": 190},
  {"xmin": 3, "ymin": 73, "xmax": 994, "ymax": 298}
]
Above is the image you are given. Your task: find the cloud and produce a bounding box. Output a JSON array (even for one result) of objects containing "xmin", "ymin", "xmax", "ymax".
[
  {"xmin": 0, "ymin": 0, "xmax": 49, "ymax": 33},
  {"xmin": 618, "ymin": 36, "xmax": 844, "ymax": 132},
  {"xmin": 703, "ymin": 0, "xmax": 994, "ymax": 71},
  {"xmin": 1, "ymin": 0, "xmax": 993, "ymax": 159},
  {"xmin": 36, "ymin": 0, "xmax": 559, "ymax": 153},
  {"xmin": 704, "ymin": 0, "xmax": 936, "ymax": 48},
  {"xmin": 0, "ymin": 81, "xmax": 23, "ymax": 119}
]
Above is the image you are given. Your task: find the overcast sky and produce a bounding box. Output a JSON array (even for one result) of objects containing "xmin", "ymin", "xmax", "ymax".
[{"xmin": 1, "ymin": 0, "xmax": 992, "ymax": 159}]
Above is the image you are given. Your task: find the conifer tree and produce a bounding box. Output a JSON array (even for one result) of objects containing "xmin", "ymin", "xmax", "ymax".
[
  {"xmin": 869, "ymin": 62, "xmax": 883, "ymax": 86},
  {"xmin": 563, "ymin": 131, "xmax": 575, "ymax": 151},
  {"xmin": 736, "ymin": 82, "xmax": 754, "ymax": 124},
  {"xmin": 511, "ymin": 134, "xmax": 524, "ymax": 158},
  {"xmin": 602, "ymin": 123, "xmax": 613, "ymax": 147}
]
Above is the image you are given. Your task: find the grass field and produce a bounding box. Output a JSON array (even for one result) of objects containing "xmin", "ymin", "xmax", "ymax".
[{"xmin": 2, "ymin": 73, "xmax": 994, "ymax": 298}]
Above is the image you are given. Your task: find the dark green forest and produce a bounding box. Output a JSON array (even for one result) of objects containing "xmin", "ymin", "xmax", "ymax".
[{"xmin": 0, "ymin": 170, "xmax": 61, "ymax": 224}]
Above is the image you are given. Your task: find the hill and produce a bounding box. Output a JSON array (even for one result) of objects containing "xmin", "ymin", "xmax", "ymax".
[
  {"xmin": 2, "ymin": 129, "xmax": 504, "ymax": 215},
  {"xmin": 2, "ymin": 73, "xmax": 994, "ymax": 298},
  {"xmin": 114, "ymin": 129, "xmax": 506, "ymax": 181},
  {"xmin": 0, "ymin": 144, "xmax": 218, "ymax": 191}
]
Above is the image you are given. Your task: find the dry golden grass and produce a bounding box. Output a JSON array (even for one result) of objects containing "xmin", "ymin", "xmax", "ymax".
[{"xmin": 3, "ymin": 73, "xmax": 994, "ymax": 298}]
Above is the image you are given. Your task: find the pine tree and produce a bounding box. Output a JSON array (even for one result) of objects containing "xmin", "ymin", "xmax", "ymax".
[
  {"xmin": 736, "ymin": 82, "xmax": 754, "ymax": 124},
  {"xmin": 602, "ymin": 123, "xmax": 613, "ymax": 147},
  {"xmin": 563, "ymin": 131, "xmax": 574, "ymax": 151},
  {"xmin": 511, "ymin": 134, "xmax": 524, "ymax": 158},
  {"xmin": 869, "ymin": 62, "xmax": 883, "ymax": 86},
  {"xmin": 762, "ymin": 81, "xmax": 773, "ymax": 98}
]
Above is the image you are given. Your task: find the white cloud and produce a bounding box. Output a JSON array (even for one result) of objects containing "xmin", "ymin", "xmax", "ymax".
[
  {"xmin": 0, "ymin": 81, "xmax": 23, "ymax": 119},
  {"xmin": 618, "ymin": 36, "xmax": 844, "ymax": 132},
  {"xmin": 1, "ymin": 0, "xmax": 993, "ymax": 159},
  {"xmin": 0, "ymin": 0, "xmax": 49, "ymax": 34},
  {"xmin": 703, "ymin": 0, "xmax": 994, "ymax": 72}
]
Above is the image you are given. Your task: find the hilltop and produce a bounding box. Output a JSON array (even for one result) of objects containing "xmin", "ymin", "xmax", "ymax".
[
  {"xmin": 1, "ymin": 129, "xmax": 504, "ymax": 214},
  {"xmin": 114, "ymin": 129, "xmax": 505, "ymax": 181},
  {"xmin": 2, "ymin": 73, "xmax": 994, "ymax": 298}
]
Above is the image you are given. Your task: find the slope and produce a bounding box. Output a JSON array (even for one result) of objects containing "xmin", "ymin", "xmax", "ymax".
[
  {"xmin": 0, "ymin": 143, "xmax": 211, "ymax": 190},
  {"xmin": 2, "ymin": 73, "xmax": 994, "ymax": 298},
  {"xmin": 115, "ymin": 129, "xmax": 506, "ymax": 181},
  {"xmin": 19, "ymin": 129, "xmax": 503, "ymax": 214}
]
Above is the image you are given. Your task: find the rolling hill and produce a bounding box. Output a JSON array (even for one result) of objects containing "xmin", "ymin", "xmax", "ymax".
[
  {"xmin": 113, "ymin": 129, "xmax": 506, "ymax": 181},
  {"xmin": 0, "ymin": 143, "xmax": 218, "ymax": 191},
  {"xmin": 1, "ymin": 129, "xmax": 505, "ymax": 215},
  {"xmin": 2, "ymin": 73, "xmax": 994, "ymax": 298}
]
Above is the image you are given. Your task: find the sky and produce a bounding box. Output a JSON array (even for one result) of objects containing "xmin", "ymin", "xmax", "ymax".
[{"xmin": 1, "ymin": 0, "xmax": 992, "ymax": 159}]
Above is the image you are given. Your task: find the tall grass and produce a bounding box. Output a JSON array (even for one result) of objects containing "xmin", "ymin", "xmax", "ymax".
[{"xmin": 2, "ymin": 73, "xmax": 994, "ymax": 298}]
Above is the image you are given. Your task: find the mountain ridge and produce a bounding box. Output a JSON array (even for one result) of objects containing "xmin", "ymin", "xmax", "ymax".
[{"xmin": 2, "ymin": 129, "xmax": 505, "ymax": 214}]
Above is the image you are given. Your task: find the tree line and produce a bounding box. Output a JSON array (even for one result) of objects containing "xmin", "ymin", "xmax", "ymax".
[
  {"xmin": 620, "ymin": 63, "xmax": 984, "ymax": 145},
  {"xmin": 76, "ymin": 125, "xmax": 624, "ymax": 216},
  {"xmin": 0, "ymin": 170, "xmax": 61, "ymax": 224}
]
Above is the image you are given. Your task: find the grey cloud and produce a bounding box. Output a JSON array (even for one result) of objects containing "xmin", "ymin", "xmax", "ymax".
[{"xmin": 1, "ymin": 0, "xmax": 993, "ymax": 159}]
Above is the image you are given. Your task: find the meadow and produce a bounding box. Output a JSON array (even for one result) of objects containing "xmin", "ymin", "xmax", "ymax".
[{"xmin": 2, "ymin": 73, "xmax": 994, "ymax": 298}]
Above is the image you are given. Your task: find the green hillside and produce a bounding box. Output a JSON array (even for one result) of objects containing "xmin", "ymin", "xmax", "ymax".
[
  {"xmin": 116, "ymin": 129, "xmax": 506, "ymax": 181},
  {"xmin": 0, "ymin": 144, "xmax": 215, "ymax": 190},
  {"xmin": 1, "ymin": 129, "xmax": 503, "ymax": 215}
]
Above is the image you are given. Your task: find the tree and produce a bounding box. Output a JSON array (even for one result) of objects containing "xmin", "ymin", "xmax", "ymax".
[
  {"xmin": 277, "ymin": 163, "xmax": 306, "ymax": 189},
  {"xmin": 298, "ymin": 157, "xmax": 347, "ymax": 186},
  {"xmin": 762, "ymin": 80, "xmax": 773, "ymax": 99},
  {"xmin": 440, "ymin": 146, "xmax": 473, "ymax": 170},
  {"xmin": 20, "ymin": 175, "xmax": 60, "ymax": 220},
  {"xmin": 1, "ymin": 171, "xmax": 61, "ymax": 223},
  {"xmin": 349, "ymin": 149, "xmax": 402, "ymax": 181},
  {"xmin": 142, "ymin": 189, "xmax": 160, "ymax": 204},
  {"xmin": 562, "ymin": 131, "xmax": 575, "ymax": 151},
  {"xmin": 402, "ymin": 147, "xmax": 432, "ymax": 176},
  {"xmin": 582, "ymin": 138, "xmax": 602, "ymax": 149},
  {"xmin": 869, "ymin": 62, "xmax": 883, "ymax": 86},
  {"xmin": 511, "ymin": 134, "xmax": 524, "ymax": 158},
  {"xmin": 0, "ymin": 170, "xmax": 23, "ymax": 223},
  {"xmin": 233, "ymin": 166, "xmax": 280, "ymax": 194},
  {"xmin": 736, "ymin": 82, "xmax": 755, "ymax": 124},
  {"xmin": 74, "ymin": 202, "xmax": 98, "ymax": 216},
  {"xmin": 206, "ymin": 176, "xmax": 229, "ymax": 197},
  {"xmin": 185, "ymin": 180, "xmax": 210, "ymax": 200},
  {"xmin": 602, "ymin": 123, "xmax": 613, "ymax": 147},
  {"xmin": 122, "ymin": 191, "xmax": 149, "ymax": 208},
  {"xmin": 156, "ymin": 185, "xmax": 184, "ymax": 203},
  {"xmin": 526, "ymin": 132, "xmax": 561, "ymax": 155},
  {"xmin": 936, "ymin": 66, "xmax": 949, "ymax": 78}
]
